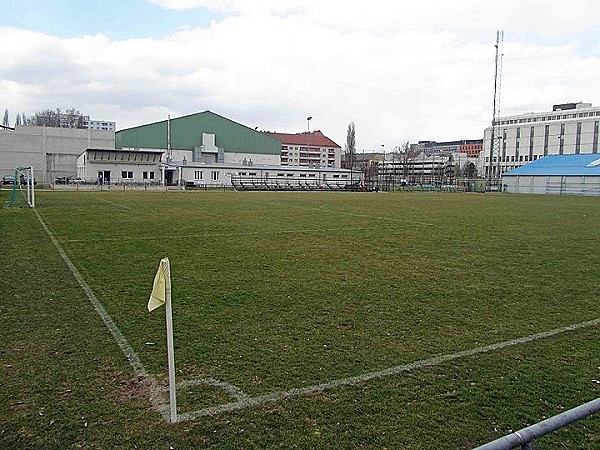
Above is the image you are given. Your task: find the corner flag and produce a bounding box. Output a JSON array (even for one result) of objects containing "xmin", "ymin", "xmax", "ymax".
[
  {"xmin": 148, "ymin": 258, "xmax": 169, "ymax": 312},
  {"xmin": 147, "ymin": 257, "xmax": 177, "ymax": 423}
]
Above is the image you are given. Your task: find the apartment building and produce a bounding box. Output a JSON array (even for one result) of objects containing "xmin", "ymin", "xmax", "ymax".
[
  {"xmin": 83, "ymin": 119, "xmax": 116, "ymax": 131},
  {"xmin": 265, "ymin": 131, "xmax": 342, "ymax": 168}
]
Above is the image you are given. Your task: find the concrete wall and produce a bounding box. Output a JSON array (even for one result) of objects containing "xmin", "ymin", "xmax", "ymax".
[{"xmin": 0, "ymin": 126, "xmax": 114, "ymax": 183}]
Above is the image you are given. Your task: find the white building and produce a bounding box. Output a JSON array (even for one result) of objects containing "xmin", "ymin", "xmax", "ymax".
[
  {"xmin": 76, "ymin": 147, "xmax": 355, "ymax": 189},
  {"xmin": 0, "ymin": 125, "xmax": 115, "ymax": 183},
  {"xmin": 77, "ymin": 148, "xmax": 163, "ymax": 184},
  {"xmin": 264, "ymin": 131, "xmax": 342, "ymax": 168},
  {"xmin": 83, "ymin": 119, "xmax": 116, "ymax": 132},
  {"xmin": 481, "ymin": 102, "xmax": 600, "ymax": 178}
]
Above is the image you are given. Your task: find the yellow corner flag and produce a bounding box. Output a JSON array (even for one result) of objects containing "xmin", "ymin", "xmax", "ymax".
[{"xmin": 148, "ymin": 257, "xmax": 169, "ymax": 312}]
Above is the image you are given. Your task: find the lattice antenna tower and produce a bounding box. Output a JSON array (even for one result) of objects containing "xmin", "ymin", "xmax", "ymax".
[{"xmin": 488, "ymin": 30, "xmax": 504, "ymax": 182}]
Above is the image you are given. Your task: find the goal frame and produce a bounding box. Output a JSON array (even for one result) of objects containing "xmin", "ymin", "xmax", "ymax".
[{"xmin": 6, "ymin": 166, "xmax": 36, "ymax": 208}]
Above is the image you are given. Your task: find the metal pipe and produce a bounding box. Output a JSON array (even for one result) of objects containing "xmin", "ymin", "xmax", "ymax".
[{"xmin": 474, "ymin": 397, "xmax": 600, "ymax": 450}]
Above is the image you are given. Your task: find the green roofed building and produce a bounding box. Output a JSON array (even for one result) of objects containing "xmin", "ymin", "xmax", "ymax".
[
  {"xmin": 80, "ymin": 110, "xmax": 355, "ymax": 188},
  {"xmin": 115, "ymin": 110, "xmax": 281, "ymax": 166}
]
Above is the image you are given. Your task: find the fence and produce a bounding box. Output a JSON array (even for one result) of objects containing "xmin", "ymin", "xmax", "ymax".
[{"xmin": 474, "ymin": 397, "xmax": 600, "ymax": 449}]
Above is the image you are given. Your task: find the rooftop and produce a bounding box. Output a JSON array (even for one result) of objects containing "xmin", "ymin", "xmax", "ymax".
[
  {"xmin": 503, "ymin": 154, "xmax": 600, "ymax": 177},
  {"xmin": 265, "ymin": 130, "xmax": 341, "ymax": 148}
]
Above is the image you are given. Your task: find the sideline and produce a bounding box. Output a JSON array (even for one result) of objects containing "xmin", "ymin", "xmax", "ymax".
[{"xmin": 35, "ymin": 208, "xmax": 175, "ymax": 420}]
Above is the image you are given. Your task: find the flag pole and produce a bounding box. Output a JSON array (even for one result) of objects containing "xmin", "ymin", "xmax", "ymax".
[{"xmin": 163, "ymin": 258, "xmax": 177, "ymax": 423}]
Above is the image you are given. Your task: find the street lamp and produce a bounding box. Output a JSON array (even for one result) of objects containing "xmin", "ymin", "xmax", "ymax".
[
  {"xmin": 381, "ymin": 144, "xmax": 385, "ymax": 190},
  {"xmin": 306, "ymin": 116, "xmax": 312, "ymax": 168}
]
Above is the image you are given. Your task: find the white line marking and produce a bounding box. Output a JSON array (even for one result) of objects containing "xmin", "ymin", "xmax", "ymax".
[
  {"xmin": 32, "ymin": 209, "xmax": 600, "ymax": 424},
  {"xmin": 178, "ymin": 318, "xmax": 600, "ymax": 422},
  {"xmin": 98, "ymin": 198, "xmax": 134, "ymax": 210},
  {"xmin": 174, "ymin": 378, "xmax": 250, "ymax": 401},
  {"xmin": 37, "ymin": 208, "xmax": 173, "ymax": 421}
]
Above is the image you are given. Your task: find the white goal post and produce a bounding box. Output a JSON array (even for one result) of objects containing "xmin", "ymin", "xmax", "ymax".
[{"xmin": 6, "ymin": 166, "xmax": 36, "ymax": 208}]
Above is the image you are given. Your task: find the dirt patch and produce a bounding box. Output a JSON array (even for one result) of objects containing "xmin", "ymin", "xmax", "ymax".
[{"xmin": 117, "ymin": 376, "xmax": 154, "ymax": 405}]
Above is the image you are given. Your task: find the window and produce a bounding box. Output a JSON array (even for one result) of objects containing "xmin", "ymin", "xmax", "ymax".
[
  {"xmin": 211, "ymin": 171, "xmax": 219, "ymax": 181},
  {"xmin": 121, "ymin": 171, "xmax": 133, "ymax": 179},
  {"xmin": 149, "ymin": 172, "xmax": 155, "ymax": 180},
  {"xmin": 576, "ymin": 122, "xmax": 582, "ymax": 154},
  {"xmin": 529, "ymin": 126, "xmax": 534, "ymax": 161},
  {"xmin": 286, "ymin": 173, "xmax": 294, "ymax": 177},
  {"xmin": 195, "ymin": 170, "xmax": 203, "ymax": 180},
  {"xmin": 594, "ymin": 121, "xmax": 599, "ymax": 154},
  {"xmin": 143, "ymin": 171, "xmax": 148, "ymax": 179}
]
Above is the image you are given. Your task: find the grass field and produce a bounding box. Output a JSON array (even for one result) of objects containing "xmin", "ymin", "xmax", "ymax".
[{"xmin": 1, "ymin": 189, "xmax": 599, "ymax": 449}]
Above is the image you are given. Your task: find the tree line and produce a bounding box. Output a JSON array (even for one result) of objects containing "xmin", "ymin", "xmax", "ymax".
[{"xmin": 2, "ymin": 108, "xmax": 88, "ymax": 129}]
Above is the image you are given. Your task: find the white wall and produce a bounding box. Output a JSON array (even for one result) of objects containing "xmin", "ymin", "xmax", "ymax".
[
  {"xmin": 503, "ymin": 175, "xmax": 600, "ymax": 195},
  {"xmin": 223, "ymin": 152, "xmax": 280, "ymax": 165},
  {"xmin": 0, "ymin": 126, "xmax": 114, "ymax": 182}
]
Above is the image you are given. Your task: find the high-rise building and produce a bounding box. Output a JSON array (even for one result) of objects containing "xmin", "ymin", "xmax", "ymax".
[{"xmin": 482, "ymin": 102, "xmax": 600, "ymax": 178}]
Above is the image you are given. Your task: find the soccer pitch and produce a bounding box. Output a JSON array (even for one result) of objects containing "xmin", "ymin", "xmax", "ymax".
[{"xmin": 2, "ymin": 190, "xmax": 599, "ymax": 448}]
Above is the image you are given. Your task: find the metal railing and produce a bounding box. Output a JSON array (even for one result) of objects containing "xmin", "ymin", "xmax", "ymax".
[{"xmin": 474, "ymin": 397, "xmax": 600, "ymax": 449}]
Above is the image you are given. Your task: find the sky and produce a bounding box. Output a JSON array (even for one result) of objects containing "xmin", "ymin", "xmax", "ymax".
[{"xmin": 1, "ymin": 0, "xmax": 600, "ymax": 151}]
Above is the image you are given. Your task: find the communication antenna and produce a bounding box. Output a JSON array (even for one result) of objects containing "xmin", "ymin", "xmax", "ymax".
[{"xmin": 488, "ymin": 30, "xmax": 504, "ymax": 183}]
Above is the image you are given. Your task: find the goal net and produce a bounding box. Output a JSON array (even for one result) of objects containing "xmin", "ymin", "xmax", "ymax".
[{"xmin": 5, "ymin": 166, "xmax": 36, "ymax": 208}]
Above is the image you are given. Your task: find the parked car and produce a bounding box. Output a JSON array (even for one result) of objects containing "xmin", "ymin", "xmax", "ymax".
[
  {"xmin": 55, "ymin": 176, "xmax": 70, "ymax": 184},
  {"xmin": 19, "ymin": 176, "xmax": 37, "ymax": 185},
  {"xmin": 2, "ymin": 175, "xmax": 15, "ymax": 185}
]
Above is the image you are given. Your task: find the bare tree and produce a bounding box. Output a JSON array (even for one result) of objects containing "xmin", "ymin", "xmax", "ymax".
[
  {"xmin": 15, "ymin": 113, "xmax": 22, "ymax": 126},
  {"xmin": 463, "ymin": 161, "xmax": 478, "ymax": 178},
  {"xmin": 343, "ymin": 122, "xmax": 356, "ymax": 169},
  {"xmin": 26, "ymin": 107, "xmax": 87, "ymax": 128},
  {"xmin": 397, "ymin": 140, "xmax": 417, "ymax": 179}
]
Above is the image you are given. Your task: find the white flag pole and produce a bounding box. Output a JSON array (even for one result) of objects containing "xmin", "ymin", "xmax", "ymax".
[{"xmin": 163, "ymin": 258, "xmax": 177, "ymax": 423}]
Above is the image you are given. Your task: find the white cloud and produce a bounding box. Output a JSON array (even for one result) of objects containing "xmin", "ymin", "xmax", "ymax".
[{"xmin": 2, "ymin": 1, "xmax": 600, "ymax": 150}]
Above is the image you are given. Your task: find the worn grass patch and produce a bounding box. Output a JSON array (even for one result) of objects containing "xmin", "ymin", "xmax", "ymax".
[{"xmin": 1, "ymin": 190, "xmax": 599, "ymax": 448}]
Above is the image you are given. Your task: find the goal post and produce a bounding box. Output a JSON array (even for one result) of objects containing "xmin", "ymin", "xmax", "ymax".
[{"xmin": 5, "ymin": 166, "xmax": 36, "ymax": 208}]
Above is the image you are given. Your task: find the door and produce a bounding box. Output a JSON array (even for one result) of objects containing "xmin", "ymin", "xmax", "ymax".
[{"xmin": 165, "ymin": 170, "xmax": 175, "ymax": 186}]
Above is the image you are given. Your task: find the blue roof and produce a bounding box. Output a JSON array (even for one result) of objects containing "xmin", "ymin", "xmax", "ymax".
[{"xmin": 503, "ymin": 154, "xmax": 600, "ymax": 177}]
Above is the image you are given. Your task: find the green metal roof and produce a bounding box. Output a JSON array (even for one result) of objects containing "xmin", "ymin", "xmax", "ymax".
[{"xmin": 115, "ymin": 111, "xmax": 281, "ymax": 155}]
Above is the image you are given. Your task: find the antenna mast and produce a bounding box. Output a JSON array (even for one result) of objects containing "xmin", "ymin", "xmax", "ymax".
[{"xmin": 488, "ymin": 30, "xmax": 504, "ymax": 183}]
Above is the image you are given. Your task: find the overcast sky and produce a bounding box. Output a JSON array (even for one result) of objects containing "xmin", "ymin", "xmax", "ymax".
[{"xmin": 2, "ymin": 0, "xmax": 599, "ymax": 151}]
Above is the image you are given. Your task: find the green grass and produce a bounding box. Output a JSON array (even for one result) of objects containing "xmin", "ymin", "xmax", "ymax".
[{"xmin": 1, "ymin": 190, "xmax": 599, "ymax": 448}]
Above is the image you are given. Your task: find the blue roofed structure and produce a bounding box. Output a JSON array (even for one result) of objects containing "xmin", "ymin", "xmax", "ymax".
[{"xmin": 502, "ymin": 154, "xmax": 600, "ymax": 195}]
